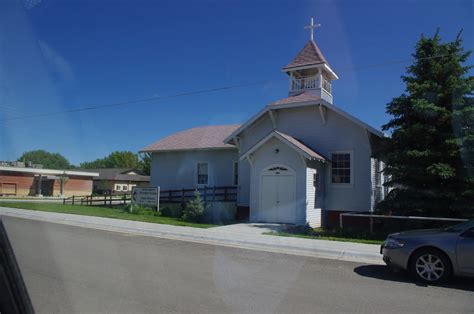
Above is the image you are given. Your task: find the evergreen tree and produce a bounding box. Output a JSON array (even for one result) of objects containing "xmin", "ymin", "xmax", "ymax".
[
  {"xmin": 182, "ymin": 190, "xmax": 205, "ymax": 222},
  {"xmin": 376, "ymin": 30, "xmax": 474, "ymax": 217}
]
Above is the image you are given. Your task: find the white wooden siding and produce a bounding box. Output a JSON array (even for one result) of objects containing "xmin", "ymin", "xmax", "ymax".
[
  {"xmin": 238, "ymin": 105, "xmax": 374, "ymax": 213},
  {"xmin": 238, "ymin": 160, "xmax": 250, "ymax": 206},
  {"xmin": 305, "ymin": 167, "xmax": 321, "ymax": 227},
  {"xmin": 150, "ymin": 102, "xmax": 379, "ymax": 219},
  {"xmin": 248, "ymin": 137, "xmax": 307, "ymax": 225},
  {"xmin": 150, "ymin": 149, "xmax": 238, "ymax": 190},
  {"xmin": 370, "ymin": 158, "xmax": 376, "ymax": 211},
  {"xmin": 370, "ymin": 158, "xmax": 385, "ymax": 211},
  {"xmin": 306, "ymin": 168, "xmax": 316, "ymax": 210},
  {"xmin": 307, "ymin": 208, "xmax": 322, "ymax": 228}
]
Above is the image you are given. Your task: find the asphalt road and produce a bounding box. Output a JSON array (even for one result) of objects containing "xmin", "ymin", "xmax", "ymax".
[{"xmin": 2, "ymin": 216, "xmax": 473, "ymax": 314}]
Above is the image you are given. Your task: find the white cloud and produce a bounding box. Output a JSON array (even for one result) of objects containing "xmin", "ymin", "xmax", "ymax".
[
  {"xmin": 23, "ymin": 0, "xmax": 43, "ymax": 10},
  {"xmin": 38, "ymin": 40, "xmax": 75, "ymax": 83}
]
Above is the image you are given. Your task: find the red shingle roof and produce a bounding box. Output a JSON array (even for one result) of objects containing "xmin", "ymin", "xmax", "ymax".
[
  {"xmin": 141, "ymin": 125, "xmax": 240, "ymax": 152},
  {"xmin": 283, "ymin": 40, "xmax": 328, "ymax": 70},
  {"xmin": 268, "ymin": 91, "xmax": 321, "ymax": 107},
  {"xmin": 274, "ymin": 131, "xmax": 328, "ymax": 161}
]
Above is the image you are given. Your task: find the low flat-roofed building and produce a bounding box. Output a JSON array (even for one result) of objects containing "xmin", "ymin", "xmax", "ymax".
[
  {"xmin": 0, "ymin": 165, "xmax": 98, "ymax": 197},
  {"xmin": 78, "ymin": 168, "xmax": 150, "ymax": 195}
]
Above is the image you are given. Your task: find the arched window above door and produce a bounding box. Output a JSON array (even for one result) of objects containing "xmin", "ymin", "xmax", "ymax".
[
  {"xmin": 262, "ymin": 165, "xmax": 295, "ymax": 176},
  {"xmin": 267, "ymin": 166, "xmax": 288, "ymax": 172}
]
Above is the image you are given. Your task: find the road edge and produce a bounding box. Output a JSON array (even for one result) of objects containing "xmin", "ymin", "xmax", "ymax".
[{"xmin": 0, "ymin": 208, "xmax": 384, "ymax": 265}]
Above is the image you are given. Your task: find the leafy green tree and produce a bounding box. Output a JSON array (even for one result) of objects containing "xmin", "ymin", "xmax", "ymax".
[
  {"xmin": 105, "ymin": 151, "xmax": 140, "ymax": 168},
  {"xmin": 376, "ymin": 30, "xmax": 474, "ymax": 217},
  {"xmin": 18, "ymin": 150, "xmax": 71, "ymax": 169},
  {"xmin": 80, "ymin": 151, "xmax": 140, "ymax": 169},
  {"xmin": 79, "ymin": 158, "xmax": 105, "ymax": 169},
  {"xmin": 139, "ymin": 152, "xmax": 152, "ymax": 175}
]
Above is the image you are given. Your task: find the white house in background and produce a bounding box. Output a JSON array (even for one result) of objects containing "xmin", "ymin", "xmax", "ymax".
[{"xmin": 141, "ymin": 21, "xmax": 385, "ymax": 227}]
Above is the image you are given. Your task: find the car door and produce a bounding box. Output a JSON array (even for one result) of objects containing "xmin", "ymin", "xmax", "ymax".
[{"xmin": 456, "ymin": 228, "xmax": 474, "ymax": 275}]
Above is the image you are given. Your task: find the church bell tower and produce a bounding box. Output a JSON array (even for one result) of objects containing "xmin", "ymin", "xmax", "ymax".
[{"xmin": 282, "ymin": 18, "xmax": 338, "ymax": 103}]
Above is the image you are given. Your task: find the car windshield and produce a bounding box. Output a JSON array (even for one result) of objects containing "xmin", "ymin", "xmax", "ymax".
[
  {"xmin": 444, "ymin": 220, "xmax": 474, "ymax": 232},
  {"xmin": 1, "ymin": 0, "xmax": 473, "ymax": 312}
]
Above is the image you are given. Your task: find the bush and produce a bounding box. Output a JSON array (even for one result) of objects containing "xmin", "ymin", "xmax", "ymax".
[
  {"xmin": 182, "ymin": 190, "xmax": 205, "ymax": 222},
  {"xmin": 160, "ymin": 205, "xmax": 183, "ymax": 218},
  {"xmin": 160, "ymin": 206, "xmax": 172, "ymax": 217},
  {"xmin": 285, "ymin": 224, "xmax": 385, "ymax": 241}
]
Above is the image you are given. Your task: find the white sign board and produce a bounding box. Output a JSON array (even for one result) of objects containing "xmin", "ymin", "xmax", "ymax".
[{"xmin": 132, "ymin": 187, "xmax": 160, "ymax": 208}]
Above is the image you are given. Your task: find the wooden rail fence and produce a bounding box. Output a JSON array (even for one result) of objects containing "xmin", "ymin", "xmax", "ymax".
[
  {"xmin": 63, "ymin": 186, "xmax": 237, "ymax": 207},
  {"xmin": 339, "ymin": 212, "xmax": 469, "ymax": 235},
  {"xmin": 63, "ymin": 194, "xmax": 130, "ymax": 207},
  {"xmin": 160, "ymin": 186, "xmax": 237, "ymax": 204}
]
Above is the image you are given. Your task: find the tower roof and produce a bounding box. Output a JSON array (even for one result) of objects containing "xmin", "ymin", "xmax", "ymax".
[{"xmin": 283, "ymin": 40, "xmax": 329, "ymax": 71}]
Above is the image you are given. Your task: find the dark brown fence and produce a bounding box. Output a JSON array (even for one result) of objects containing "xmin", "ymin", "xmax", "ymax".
[
  {"xmin": 63, "ymin": 194, "xmax": 130, "ymax": 207},
  {"xmin": 160, "ymin": 186, "xmax": 237, "ymax": 204},
  {"xmin": 340, "ymin": 212, "xmax": 468, "ymax": 237},
  {"xmin": 63, "ymin": 186, "xmax": 237, "ymax": 207}
]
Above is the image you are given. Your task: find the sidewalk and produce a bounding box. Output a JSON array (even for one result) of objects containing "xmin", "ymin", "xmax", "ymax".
[
  {"xmin": 0, "ymin": 198, "xmax": 64, "ymax": 203},
  {"xmin": 0, "ymin": 207, "xmax": 383, "ymax": 265}
]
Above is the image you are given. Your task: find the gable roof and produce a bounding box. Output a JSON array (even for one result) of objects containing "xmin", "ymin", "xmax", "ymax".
[
  {"xmin": 76, "ymin": 168, "xmax": 149, "ymax": 181},
  {"xmin": 224, "ymin": 97, "xmax": 383, "ymax": 144},
  {"xmin": 283, "ymin": 40, "xmax": 329, "ymax": 71},
  {"xmin": 240, "ymin": 130, "xmax": 329, "ymax": 162},
  {"xmin": 141, "ymin": 125, "xmax": 240, "ymax": 153},
  {"xmin": 269, "ymin": 91, "xmax": 320, "ymax": 107}
]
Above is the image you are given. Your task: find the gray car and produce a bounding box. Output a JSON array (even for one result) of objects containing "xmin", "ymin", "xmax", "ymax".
[{"xmin": 381, "ymin": 220, "xmax": 474, "ymax": 284}]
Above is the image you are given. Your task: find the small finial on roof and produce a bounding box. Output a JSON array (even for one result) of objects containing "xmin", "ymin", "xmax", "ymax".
[{"xmin": 304, "ymin": 17, "xmax": 321, "ymax": 41}]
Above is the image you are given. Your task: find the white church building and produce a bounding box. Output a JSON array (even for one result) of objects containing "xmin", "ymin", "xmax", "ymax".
[{"xmin": 142, "ymin": 20, "xmax": 385, "ymax": 227}]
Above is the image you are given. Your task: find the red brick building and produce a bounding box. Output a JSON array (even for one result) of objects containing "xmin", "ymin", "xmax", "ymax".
[{"xmin": 0, "ymin": 166, "xmax": 98, "ymax": 197}]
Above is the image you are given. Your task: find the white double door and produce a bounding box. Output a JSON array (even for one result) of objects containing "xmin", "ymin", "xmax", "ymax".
[{"xmin": 260, "ymin": 172, "xmax": 296, "ymax": 224}]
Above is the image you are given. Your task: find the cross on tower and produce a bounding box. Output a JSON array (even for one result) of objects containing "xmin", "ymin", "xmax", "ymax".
[{"xmin": 304, "ymin": 17, "xmax": 321, "ymax": 41}]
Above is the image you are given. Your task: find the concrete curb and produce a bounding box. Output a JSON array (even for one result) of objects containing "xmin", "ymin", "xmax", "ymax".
[{"xmin": 0, "ymin": 208, "xmax": 383, "ymax": 265}]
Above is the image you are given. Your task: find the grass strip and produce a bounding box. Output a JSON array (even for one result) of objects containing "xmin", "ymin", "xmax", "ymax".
[
  {"xmin": 264, "ymin": 231, "xmax": 384, "ymax": 245},
  {"xmin": 0, "ymin": 202, "xmax": 216, "ymax": 228}
]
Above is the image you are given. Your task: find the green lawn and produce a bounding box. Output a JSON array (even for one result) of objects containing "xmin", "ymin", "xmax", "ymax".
[
  {"xmin": 0, "ymin": 202, "xmax": 216, "ymax": 228},
  {"xmin": 264, "ymin": 231, "xmax": 384, "ymax": 245}
]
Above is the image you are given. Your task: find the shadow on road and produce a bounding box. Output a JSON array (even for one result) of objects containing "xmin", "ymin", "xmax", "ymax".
[{"xmin": 354, "ymin": 265, "xmax": 474, "ymax": 292}]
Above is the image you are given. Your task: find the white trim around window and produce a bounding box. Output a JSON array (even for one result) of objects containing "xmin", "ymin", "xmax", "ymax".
[
  {"xmin": 329, "ymin": 150, "xmax": 354, "ymax": 187},
  {"xmin": 195, "ymin": 161, "xmax": 210, "ymax": 186}
]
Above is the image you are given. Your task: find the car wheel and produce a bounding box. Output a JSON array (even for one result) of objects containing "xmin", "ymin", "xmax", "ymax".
[{"xmin": 409, "ymin": 248, "xmax": 451, "ymax": 284}]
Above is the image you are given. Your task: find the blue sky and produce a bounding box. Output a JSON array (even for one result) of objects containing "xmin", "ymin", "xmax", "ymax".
[{"xmin": 0, "ymin": 0, "xmax": 472, "ymax": 165}]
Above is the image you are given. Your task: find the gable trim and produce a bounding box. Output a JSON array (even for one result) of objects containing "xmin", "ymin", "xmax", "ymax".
[
  {"xmin": 239, "ymin": 131, "xmax": 328, "ymax": 163},
  {"xmin": 224, "ymin": 107, "xmax": 269, "ymax": 145},
  {"xmin": 321, "ymin": 100, "xmax": 383, "ymax": 137},
  {"xmin": 269, "ymin": 110, "xmax": 277, "ymax": 129},
  {"xmin": 318, "ymin": 104, "xmax": 327, "ymax": 125},
  {"xmin": 224, "ymin": 101, "xmax": 318, "ymax": 144},
  {"xmin": 224, "ymin": 99, "xmax": 383, "ymax": 144}
]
